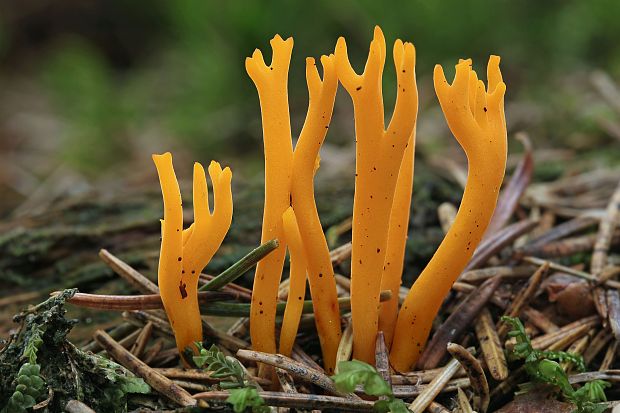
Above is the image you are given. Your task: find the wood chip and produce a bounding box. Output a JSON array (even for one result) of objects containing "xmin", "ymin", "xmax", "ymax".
[
  {"xmin": 607, "ymin": 289, "xmax": 620, "ymax": 341},
  {"xmin": 99, "ymin": 248, "xmax": 159, "ymax": 294}
]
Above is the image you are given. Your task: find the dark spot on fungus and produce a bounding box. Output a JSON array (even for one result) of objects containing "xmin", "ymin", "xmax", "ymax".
[
  {"xmin": 356, "ymin": 86, "xmax": 362, "ymax": 91},
  {"xmin": 179, "ymin": 281, "xmax": 188, "ymax": 299},
  {"xmin": 178, "ymin": 257, "xmax": 182, "ymax": 261}
]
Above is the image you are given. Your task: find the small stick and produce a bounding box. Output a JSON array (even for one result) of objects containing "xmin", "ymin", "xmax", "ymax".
[
  {"xmin": 474, "ymin": 308, "xmax": 508, "ymax": 381},
  {"xmin": 65, "ymin": 400, "xmax": 96, "ymax": 413},
  {"xmin": 173, "ymin": 379, "xmax": 211, "ymax": 392},
  {"xmin": 199, "ymin": 239, "xmax": 279, "ymax": 291},
  {"xmin": 99, "ymin": 249, "xmax": 159, "ymax": 294},
  {"xmin": 583, "ymin": 329, "xmax": 613, "ymax": 365},
  {"xmin": 292, "ymin": 344, "xmax": 324, "ymax": 373},
  {"xmin": 66, "ymin": 291, "xmax": 237, "ymax": 311},
  {"xmin": 118, "ymin": 328, "xmax": 141, "ymax": 349},
  {"xmin": 142, "ymin": 338, "xmax": 165, "ymax": 365},
  {"xmin": 607, "ymin": 289, "xmax": 620, "ymax": 340},
  {"xmin": 227, "ymin": 317, "xmax": 250, "ymax": 338},
  {"xmin": 330, "ymin": 242, "xmax": 352, "ymax": 265},
  {"xmin": 123, "ymin": 310, "xmax": 173, "ymax": 336},
  {"xmin": 438, "ymin": 202, "xmax": 457, "ymax": 234},
  {"xmin": 420, "ymin": 277, "xmax": 501, "ymax": 369},
  {"xmin": 408, "ymin": 357, "xmax": 462, "ymax": 413},
  {"xmin": 335, "ymin": 321, "xmax": 353, "ymax": 373},
  {"xmin": 427, "ymin": 401, "xmax": 451, "ymax": 413},
  {"xmin": 523, "ymin": 256, "xmax": 620, "ymax": 289},
  {"xmin": 530, "ymin": 316, "xmax": 600, "ymax": 350},
  {"xmin": 591, "ymin": 181, "xmax": 620, "ymax": 275},
  {"xmin": 194, "ymin": 390, "xmax": 375, "ymax": 411},
  {"xmin": 521, "ymin": 216, "xmax": 598, "ymax": 253},
  {"xmin": 236, "ymin": 349, "xmax": 352, "ymax": 398},
  {"xmin": 392, "ymin": 377, "xmax": 471, "ymax": 398},
  {"xmin": 497, "ymin": 262, "xmax": 549, "ymax": 338},
  {"xmin": 93, "ymin": 330, "xmax": 196, "ymax": 406},
  {"xmin": 522, "ymin": 307, "xmax": 559, "ymax": 333},
  {"xmin": 456, "ymin": 387, "xmax": 474, "ymax": 413},
  {"xmin": 276, "ymin": 368, "xmax": 297, "ymax": 393},
  {"xmin": 447, "ymin": 344, "xmax": 488, "ymax": 413},
  {"xmin": 569, "ymin": 370, "xmax": 620, "ymax": 384},
  {"xmin": 599, "ymin": 341, "xmax": 618, "ymax": 371},
  {"xmin": 391, "ymin": 368, "xmax": 467, "ymax": 385},
  {"xmin": 82, "ymin": 322, "xmax": 135, "ymax": 352},
  {"xmin": 202, "ymin": 320, "xmax": 250, "ymax": 353},
  {"xmin": 326, "ymin": 217, "xmax": 353, "ymax": 248},
  {"xmin": 561, "ymin": 330, "xmax": 594, "ymax": 371},
  {"xmin": 459, "ymin": 266, "xmax": 532, "ymax": 283},
  {"xmin": 130, "ymin": 322, "xmax": 153, "ymax": 358},
  {"xmin": 546, "ymin": 324, "xmax": 594, "ymax": 352},
  {"xmin": 334, "ymin": 274, "xmax": 352, "ymax": 292},
  {"xmin": 465, "ymin": 219, "xmax": 538, "ymax": 271},
  {"xmin": 375, "ymin": 332, "xmax": 391, "ymax": 387}
]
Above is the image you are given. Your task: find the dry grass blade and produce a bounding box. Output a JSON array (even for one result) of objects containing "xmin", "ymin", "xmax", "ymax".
[
  {"xmin": 292, "ymin": 344, "xmax": 325, "ymax": 373},
  {"xmin": 130, "ymin": 322, "xmax": 153, "ymax": 357},
  {"xmin": 546, "ymin": 324, "xmax": 594, "ymax": 352},
  {"xmin": 522, "ymin": 307, "xmax": 559, "ymax": 333},
  {"xmin": 523, "ymin": 256, "xmax": 620, "ymax": 289},
  {"xmin": 569, "ymin": 370, "xmax": 620, "ymax": 384},
  {"xmin": 420, "ymin": 276, "xmax": 501, "ymax": 369},
  {"xmin": 65, "ymin": 400, "xmax": 96, "ymax": 413},
  {"xmin": 530, "ymin": 315, "xmax": 600, "ymax": 350},
  {"xmin": 592, "ymin": 181, "xmax": 620, "ymax": 275},
  {"xmin": 335, "ymin": 321, "xmax": 353, "ymax": 373},
  {"xmin": 375, "ymin": 331, "xmax": 391, "ymax": 386},
  {"xmin": 236, "ymin": 349, "xmax": 353, "ymax": 398},
  {"xmin": 466, "ymin": 219, "xmax": 538, "ymax": 271},
  {"xmin": 65, "ymin": 291, "xmax": 234, "ymax": 311},
  {"xmin": 460, "ymin": 266, "xmax": 533, "ymax": 283},
  {"xmin": 485, "ymin": 132, "xmax": 534, "ymax": 238},
  {"xmin": 562, "ymin": 330, "xmax": 594, "ymax": 371},
  {"xmin": 497, "ymin": 262, "xmax": 549, "ymax": 338},
  {"xmin": 475, "ymin": 308, "xmax": 508, "ymax": 381},
  {"xmin": 408, "ymin": 356, "xmax": 461, "ymax": 413},
  {"xmin": 330, "ymin": 242, "xmax": 352, "ymax": 265},
  {"xmin": 456, "ymin": 387, "xmax": 475, "ymax": 413},
  {"xmin": 607, "ymin": 289, "xmax": 620, "ymax": 341},
  {"xmin": 438, "ymin": 202, "xmax": 457, "ymax": 234},
  {"xmin": 93, "ymin": 330, "xmax": 196, "ymax": 407},
  {"xmin": 99, "ymin": 248, "xmax": 159, "ymax": 294},
  {"xmin": 427, "ymin": 401, "xmax": 451, "ymax": 413},
  {"xmin": 599, "ymin": 341, "xmax": 618, "ymax": 371},
  {"xmin": 520, "ymin": 216, "xmax": 598, "ymax": 254},
  {"xmin": 583, "ymin": 329, "xmax": 613, "ymax": 365},
  {"xmin": 124, "ymin": 310, "xmax": 173, "ymax": 335},
  {"xmin": 447, "ymin": 343, "xmax": 489, "ymax": 413},
  {"xmin": 194, "ymin": 390, "xmax": 375, "ymax": 411}
]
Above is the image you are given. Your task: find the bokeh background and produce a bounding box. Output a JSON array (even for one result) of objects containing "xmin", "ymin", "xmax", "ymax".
[{"xmin": 1, "ymin": 0, "xmax": 620, "ymax": 218}]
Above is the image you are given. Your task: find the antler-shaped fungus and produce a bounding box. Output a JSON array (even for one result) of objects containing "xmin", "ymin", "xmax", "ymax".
[
  {"xmin": 153, "ymin": 153, "xmax": 233, "ymax": 359},
  {"xmin": 335, "ymin": 26, "xmax": 418, "ymax": 364},
  {"xmin": 247, "ymin": 38, "xmax": 341, "ymax": 372},
  {"xmin": 390, "ymin": 57, "xmax": 507, "ymax": 371},
  {"xmin": 289, "ymin": 55, "xmax": 341, "ymax": 373},
  {"xmin": 246, "ymin": 35, "xmax": 295, "ymax": 358}
]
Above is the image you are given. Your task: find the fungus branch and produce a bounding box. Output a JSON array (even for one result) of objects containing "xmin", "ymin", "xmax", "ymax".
[
  {"xmin": 390, "ymin": 57, "xmax": 507, "ymax": 371},
  {"xmin": 335, "ymin": 26, "xmax": 418, "ymax": 363}
]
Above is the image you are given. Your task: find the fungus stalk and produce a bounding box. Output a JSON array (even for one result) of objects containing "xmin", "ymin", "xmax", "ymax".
[
  {"xmin": 335, "ymin": 27, "xmax": 418, "ymax": 364},
  {"xmin": 153, "ymin": 153, "xmax": 233, "ymax": 359},
  {"xmin": 290, "ymin": 55, "xmax": 341, "ymax": 373},
  {"xmin": 390, "ymin": 57, "xmax": 507, "ymax": 372},
  {"xmin": 378, "ymin": 131, "xmax": 415, "ymax": 349},
  {"xmin": 246, "ymin": 35, "xmax": 294, "ymax": 357}
]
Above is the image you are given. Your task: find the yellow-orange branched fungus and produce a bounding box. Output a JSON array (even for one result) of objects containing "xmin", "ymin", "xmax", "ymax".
[
  {"xmin": 390, "ymin": 56, "xmax": 507, "ymax": 372},
  {"xmin": 154, "ymin": 153, "xmax": 233, "ymax": 359},
  {"xmin": 335, "ymin": 26, "xmax": 418, "ymax": 364},
  {"xmin": 247, "ymin": 37, "xmax": 341, "ymax": 372}
]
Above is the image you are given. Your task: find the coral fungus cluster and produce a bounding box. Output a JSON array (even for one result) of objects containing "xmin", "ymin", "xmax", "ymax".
[{"xmin": 153, "ymin": 26, "xmax": 507, "ymax": 373}]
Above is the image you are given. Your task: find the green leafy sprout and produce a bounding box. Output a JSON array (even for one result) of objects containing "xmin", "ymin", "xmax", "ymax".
[
  {"xmin": 502, "ymin": 316, "xmax": 610, "ymax": 413},
  {"xmin": 193, "ymin": 343, "xmax": 268, "ymax": 413},
  {"xmin": 331, "ymin": 360, "xmax": 410, "ymax": 413}
]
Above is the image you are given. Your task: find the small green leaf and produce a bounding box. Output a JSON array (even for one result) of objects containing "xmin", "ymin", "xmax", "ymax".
[
  {"xmin": 365, "ymin": 373, "xmax": 392, "ymax": 396},
  {"xmin": 226, "ymin": 387, "xmax": 267, "ymax": 413}
]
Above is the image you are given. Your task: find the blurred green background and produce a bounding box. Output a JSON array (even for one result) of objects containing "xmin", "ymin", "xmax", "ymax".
[{"xmin": 0, "ymin": 0, "xmax": 619, "ymax": 214}]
